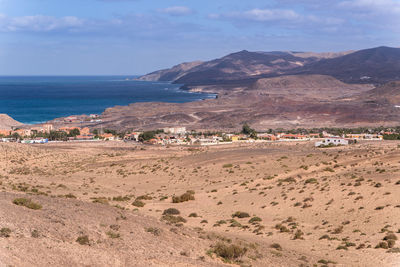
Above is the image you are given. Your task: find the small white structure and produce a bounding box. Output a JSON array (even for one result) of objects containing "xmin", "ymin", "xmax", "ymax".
[
  {"xmin": 315, "ymin": 138, "xmax": 349, "ymax": 147},
  {"xmin": 163, "ymin": 127, "xmax": 186, "ymax": 135}
]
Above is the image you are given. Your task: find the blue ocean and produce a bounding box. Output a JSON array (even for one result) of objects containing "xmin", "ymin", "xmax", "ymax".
[{"xmin": 0, "ymin": 76, "xmax": 215, "ymax": 124}]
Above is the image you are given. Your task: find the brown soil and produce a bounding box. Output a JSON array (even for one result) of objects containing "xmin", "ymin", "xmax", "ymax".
[{"xmin": 1, "ymin": 141, "xmax": 400, "ymax": 266}]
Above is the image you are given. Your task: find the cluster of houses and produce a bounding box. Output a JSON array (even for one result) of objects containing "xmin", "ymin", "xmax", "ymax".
[
  {"xmin": 0, "ymin": 124, "xmax": 388, "ymax": 146},
  {"xmin": 123, "ymin": 128, "xmax": 385, "ymax": 147},
  {"xmin": 0, "ymin": 124, "xmax": 114, "ymax": 143}
]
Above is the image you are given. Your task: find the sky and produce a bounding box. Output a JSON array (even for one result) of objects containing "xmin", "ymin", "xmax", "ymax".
[{"xmin": 0, "ymin": 0, "xmax": 399, "ymax": 75}]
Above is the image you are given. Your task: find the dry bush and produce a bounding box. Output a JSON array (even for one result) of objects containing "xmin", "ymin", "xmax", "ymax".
[
  {"xmin": 172, "ymin": 191, "xmax": 195, "ymax": 203},
  {"xmin": 212, "ymin": 242, "xmax": 247, "ymax": 262},
  {"xmin": 12, "ymin": 198, "xmax": 42, "ymax": 210},
  {"xmin": 163, "ymin": 208, "xmax": 180, "ymax": 215},
  {"xmin": 76, "ymin": 235, "xmax": 90, "ymax": 245}
]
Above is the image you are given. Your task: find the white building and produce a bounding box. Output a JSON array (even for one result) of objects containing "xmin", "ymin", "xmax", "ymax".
[
  {"xmin": 163, "ymin": 127, "xmax": 186, "ymax": 135},
  {"xmin": 315, "ymin": 138, "xmax": 350, "ymax": 147}
]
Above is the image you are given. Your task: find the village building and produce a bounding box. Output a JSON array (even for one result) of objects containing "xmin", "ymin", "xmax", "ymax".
[
  {"xmin": 315, "ymin": 137, "xmax": 354, "ymax": 147},
  {"xmin": 124, "ymin": 132, "xmax": 141, "ymax": 142},
  {"xmin": 0, "ymin": 129, "xmax": 11, "ymax": 136},
  {"xmin": 163, "ymin": 127, "xmax": 186, "ymax": 135}
]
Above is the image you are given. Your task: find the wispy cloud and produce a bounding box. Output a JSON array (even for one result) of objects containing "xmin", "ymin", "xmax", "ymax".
[
  {"xmin": 0, "ymin": 12, "xmax": 207, "ymax": 42},
  {"xmin": 0, "ymin": 14, "xmax": 85, "ymax": 32},
  {"xmin": 158, "ymin": 6, "xmax": 194, "ymax": 16},
  {"xmin": 228, "ymin": 9, "xmax": 301, "ymax": 22},
  {"xmin": 339, "ymin": 0, "xmax": 400, "ymax": 16},
  {"xmin": 210, "ymin": 8, "xmax": 343, "ymax": 29}
]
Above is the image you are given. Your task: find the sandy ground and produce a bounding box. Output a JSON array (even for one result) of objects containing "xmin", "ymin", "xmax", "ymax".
[{"xmin": 1, "ymin": 140, "xmax": 400, "ymax": 266}]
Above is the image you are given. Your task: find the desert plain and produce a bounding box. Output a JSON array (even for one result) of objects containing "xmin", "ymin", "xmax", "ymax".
[{"xmin": 0, "ymin": 140, "xmax": 399, "ymax": 266}]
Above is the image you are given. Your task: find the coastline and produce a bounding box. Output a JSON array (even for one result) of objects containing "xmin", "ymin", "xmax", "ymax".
[{"xmin": 0, "ymin": 78, "xmax": 217, "ymax": 126}]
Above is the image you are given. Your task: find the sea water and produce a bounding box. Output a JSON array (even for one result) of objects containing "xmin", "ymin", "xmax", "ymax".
[{"xmin": 0, "ymin": 76, "xmax": 215, "ymax": 124}]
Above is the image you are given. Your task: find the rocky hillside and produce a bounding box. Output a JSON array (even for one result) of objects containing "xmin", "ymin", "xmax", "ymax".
[
  {"xmin": 0, "ymin": 114, "xmax": 23, "ymax": 130},
  {"xmin": 297, "ymin": 46, "xmax": 400, "ymax": 84},
  {"xmin": 137, "ymin": 61, "xmax": 203, "ymax": 82},
  {"xmin": 91, "ymin": 76, "xmax": 400, "ymax": 131},
  {"xmin": 251, "ymin": 74, "xmax": 372, "ymax": 99},
  {"xmin": 139, "ymin": 50, "xmax": 326, "ymax": 85},
  {"xmin": 138, "ymin": 46, "xmax": 400, "ymax": 86},
  {"xmin": 360, "ymin": 81, "xmax": 400, "ymax": 105}
]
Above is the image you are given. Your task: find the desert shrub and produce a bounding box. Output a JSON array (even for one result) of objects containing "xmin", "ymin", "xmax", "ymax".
[
  {"xmin": 249, "ymin": 217, "xmax": 262, "ymax": 223},
  {"xmin": 163, "ymin": 208, "xmax": 180, "ymax": 215},
  {"xmin": 387, "ymin": 239, "xmax": 396, "ymax": 248},
  {"xmin": 76, "ymin": 235, "xmax": 90, "ymax": 245},
  {"xmin": 318, "ymin": 259, "xmax": 336, "ymax": 264},
  {"xmin": 31, "ymin": 229, "xmax": 40, "ymax": 238},
  {"xmin": 387, "ymin": 248, "xmax": 400, "ymax": 253},
  {"xmin": 172, "ymin": 191, "xmax": 195, "ymax": 203},
  {"xmin": 106, "ymin": 231, "xmax": 120, "ymax": 239},
  {"xmin": 212, "ymin": 242, "xmax": 247, "ymax": 262},
  {"xmin": 270, "ymin": 243, "xmax": 282, "ymax": 251},
  {"xmin": 136, "ymin": 195, "xmax": 152, "ymax": 200},
  {"xmin": 112, "ymin": 196, "xmax": 131, "ymax": 201},
  {"xmin": 232, "ymin": 211, "xmax": 250, "ymax": 218},
  {"xmin": 223, "ymin": 164, "xmax": 233, "ymax": 168},
  {"xmin": 92, "ymin": 197, "xmax": 108, "ymax": 204},
  {"xmin": 304, "ymin": 178, "xmax": 318, "ymax": 184},
  {"xmin": 161, "ymin": 215, "xmax": 187, "ymax": 224},
  {"xmin": 132, "ymin": 199, "xmax": 145, "ymax": 207},
  {"xmin": 229, "ymin": 219, "xmax": 242, "ymax": 228},
  {"xmin": 319, "ymin": 234, "xmax": 331, "ymax": 240},
  {"xmin": 109, "ymin": 224, "xmax": 120, "ymax": 231},
  {"xmin": 275, "ymin": 224, "xmax": 290, "ymax": 233},
  {"xmin": 332, "ymin": 226, "xmax": 343, "ymax": 234},
  {"xmin": 12, "ymin": 198, "xmax": 42, "ymax": 210},
  {"xmin": 280, "ymin": 177, "xmax": 296, "ymax": 183},
  {"xmin": 145, "ymin": 227, "xmax": 161, "ymax": 236},
  {"xmin": 375, "ymin": 241, "xmax": 389, "ymax": 249},
  {"xmin": 293, "ymin": 230, "xmax": 304, "ymax": 240},
  {"xmin": 0, "ymin": 228, "xmax": 11, "ymax": 238},
  {"xmin": 384, "ymin": 233, "xmax": 397, "ymax": 241},
  {"xmin": 189, "ymin": 213, "xmax": 198, "ymax": 217},
  {"xmin": 64, "ymin": 193, "xmax": 77, "ymax": 199}
]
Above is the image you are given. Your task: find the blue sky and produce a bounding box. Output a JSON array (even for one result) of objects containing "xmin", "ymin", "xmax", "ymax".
[{"xmin": 0, "ymin": 0, "xmax": 399, "ymax": 75}]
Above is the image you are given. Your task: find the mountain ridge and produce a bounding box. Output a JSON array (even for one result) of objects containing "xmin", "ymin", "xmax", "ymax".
[{"xmin": 138, "ymin": 46, "xmax": 400, "ymax": 86}]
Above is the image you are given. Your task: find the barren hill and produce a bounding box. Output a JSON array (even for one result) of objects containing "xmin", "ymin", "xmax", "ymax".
[
  {"xmin": 0, "ymin": 114, "xmax": 23, "ymax": 130},
  {"xmin": 361, "ymin": 81, "xmax": 400, "ymax": 105},
  {"xmin": 138, "ymin": 46, "xmax": 400, "ymax": 87},
  {"xmin": 252, "ymin": 74, "xmax": 372, "ymax": 99},
  {"xmin": 297, "ymin": 46, "xmax": 400, "ymax": 84},
  {"xmin": 88, "ymin": 75, "xmax": 400, "ymax": 131},
  {"xmin": 137, "ymin": 61, "xmax": 203, "ymax": 82}
]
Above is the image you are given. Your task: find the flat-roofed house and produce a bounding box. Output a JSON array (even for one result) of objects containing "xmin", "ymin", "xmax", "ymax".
[{"xmin": 315, "ymin": 138, "xmax": 351, "ymax": 147}]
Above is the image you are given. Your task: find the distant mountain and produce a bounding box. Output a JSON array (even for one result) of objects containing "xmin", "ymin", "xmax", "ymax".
[
  {"xmin": 137, "ymin": 61, "xmax": 203, "ymax": 82},
  {"xmin": 138, "ymin": 46, "xmax": 400, "ymax": 86},
  {"xmin": 296, "ymin": 46, "xmax": 400, "ymax": 84},
  {"xmin": 139, "ymin": 50, "xmax": 323, "ymax": 85},
  {"xmin": 173, "ymin": 50, "xmax": 318, "ymax": 85}
]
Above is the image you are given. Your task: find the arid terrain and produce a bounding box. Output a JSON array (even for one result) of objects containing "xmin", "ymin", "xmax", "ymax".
[
  {"xmin": 0, "ymin": 114, "xmax": 23, "ymax": 130},
  {"xmin": 95, "ymin": 75, "xmax": 398, "ymax": 131},
  {"xmin": 73, "ymin": 46, "xmax": 400, "ymax": 131},
  {"xmin": 1, "ymin": 140, "xmax": 400, "ymax": 266}
]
